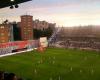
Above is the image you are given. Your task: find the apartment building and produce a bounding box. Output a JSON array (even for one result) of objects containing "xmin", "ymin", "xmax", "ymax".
[
  {"xmin": 0, "ymin": 24, "xmax": 10, "ymax": 43},
  {"xmin": 20, "ymin": 15, "xmax": 33, "ymax": 40}
]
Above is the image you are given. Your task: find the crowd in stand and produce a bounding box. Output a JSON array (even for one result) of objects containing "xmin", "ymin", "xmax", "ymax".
[
  {"xmin": 49, "ymin": 26, "xmax": 100, "ymax": 51},
  {"xmin": 0, "ymin": 71, "xmax": 23, "ymax": 80},
  {"xmin": 53, "ymin": 39, "xmax": 100, "ymax": 51}
]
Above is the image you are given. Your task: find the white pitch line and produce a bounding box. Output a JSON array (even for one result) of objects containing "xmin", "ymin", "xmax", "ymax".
[{"xmin": 0, "ymin": 49, "xmax": 34, "ymax": 58}]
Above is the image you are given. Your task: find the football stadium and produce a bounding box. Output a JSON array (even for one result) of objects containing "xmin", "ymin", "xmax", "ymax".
[{"xmin": 1, "ymin": 0, "xmax": 100, "ymax": 80}]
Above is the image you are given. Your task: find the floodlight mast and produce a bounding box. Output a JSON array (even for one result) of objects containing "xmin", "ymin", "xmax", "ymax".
[{"xmin": 10, "ymin": 0, "xmax": 14, "ymax": 9}]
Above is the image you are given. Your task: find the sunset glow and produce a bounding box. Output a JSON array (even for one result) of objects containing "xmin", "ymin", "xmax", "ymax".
[{"xmin": 0, "ymin": 0, "xmax": 100, "ymax": 26}]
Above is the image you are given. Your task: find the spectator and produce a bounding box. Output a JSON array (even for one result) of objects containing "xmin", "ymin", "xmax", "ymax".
[
  {"xmin": 0, "ymin": 71, "xmax": 4, "ymax": 80},
  {"xmin": 4, "ymin": 73, "xmax": 17, "ymax": 80}
]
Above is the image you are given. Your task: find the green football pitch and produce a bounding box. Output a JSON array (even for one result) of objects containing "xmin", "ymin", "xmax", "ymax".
[{"xmin": 0, "ymin": 48, "xmax": 100, "ymax": 80}]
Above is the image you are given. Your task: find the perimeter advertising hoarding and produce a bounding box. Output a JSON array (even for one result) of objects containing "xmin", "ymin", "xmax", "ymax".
[
  {"xmin": 0, "ymin": 41, "xmax": 27, "ymax": 49},
  {"xmin": 40, "ymin": 37, "xmax": 48, "ymax": 47}
]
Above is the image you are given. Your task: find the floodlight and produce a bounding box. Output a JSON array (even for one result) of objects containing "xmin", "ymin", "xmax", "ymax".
[
  {"xmin": 10, "ymin": 0, "xmax": 14, "ymax": 2},
  {"xmin": 15, "ymin": 4, "xmax": 19, "ymax": 8},
  {"xmin": 10, "ymin": 5, "xmax": 14, "ymax": 9}
]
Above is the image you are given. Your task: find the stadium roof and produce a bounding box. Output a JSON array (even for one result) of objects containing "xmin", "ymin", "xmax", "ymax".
[{"xmin": 0, "ymin": 0, "xmax": 32, "ymax": 9}]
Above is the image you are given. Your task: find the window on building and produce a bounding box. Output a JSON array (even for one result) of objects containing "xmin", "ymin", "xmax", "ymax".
[
  {"xmin": 1, "ymin": 40, "xmax": 5, "ymax": 43},
  {"xmin": 28, "ymin": 24, "xmax": 31, "ymax": 26},
  {"xmin": 22, "ymin": 17, "xmax": 26, "ymax": 19},
  {"xmin": 28, "ymin": 29, "xmax": 31, "ymax": 31},
  {"xmin": 28, "ymin": 16, "xmax": 31, "ymax": 18},
  {"xmin": 28, "ymin": 19, "xmax": 31, "ymax": 21},
  {"xmin": 28, "ymin": 22, "xmax": 31, "ymax": 24},
  {"xmin": 0, "ymin": 33, "xmax": 4, "ymax": 36},
  {"xmin": 0, "ymin": 26, "xmax": 4, "ymax": 28},
  {"xmin": 24, "ymin": 32, "xmax": 27, "ymax": 34},
  {"xmin": 24, "ymin": 27, "xmax": 26, "ymax": 29},
  {"xmin": 8, "ymin": 33, "xmax": 10, "ymax": 36},
  {"xmin": 22, "ymin": 19, "xmax": 26, "ymax": 21}
]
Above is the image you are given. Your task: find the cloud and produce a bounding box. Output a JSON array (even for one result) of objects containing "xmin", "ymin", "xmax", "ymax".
[{"xmin": 0, "ymin": 0, "xmax": 100, "ymax": 26}]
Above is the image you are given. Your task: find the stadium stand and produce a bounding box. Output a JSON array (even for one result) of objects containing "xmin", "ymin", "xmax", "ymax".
[
  {"xmin": 49, "ymin": 26, "xmax": 100, "ymax": 51},
  {"xmin": 48, "ymin": 27, "xmax": 62, "ymax": 46}
]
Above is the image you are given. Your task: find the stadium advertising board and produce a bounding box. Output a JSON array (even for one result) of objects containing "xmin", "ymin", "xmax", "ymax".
[{"xmin": 39, "ymin": 37, "xmax": 48, "ymax": 47}]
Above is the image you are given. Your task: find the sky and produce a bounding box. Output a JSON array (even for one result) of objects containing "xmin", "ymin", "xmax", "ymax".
[{"xmin": 0, "ymin": 0, "xmax": 100, "ymax": 27}]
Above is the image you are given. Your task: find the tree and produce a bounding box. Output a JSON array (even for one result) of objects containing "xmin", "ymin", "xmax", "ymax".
[{"xmin": 33, "ymin": 27, "xmax": 53, "ymax": 39}]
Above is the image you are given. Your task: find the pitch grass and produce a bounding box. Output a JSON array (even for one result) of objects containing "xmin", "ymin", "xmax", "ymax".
[{"xmin": 0, "ymin": 48, "xmax": 100, "ymax": 80}]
